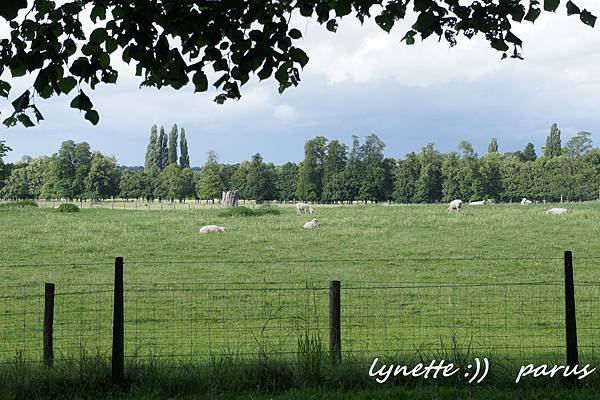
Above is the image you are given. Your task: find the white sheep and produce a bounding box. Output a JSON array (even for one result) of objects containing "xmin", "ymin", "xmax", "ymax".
[
  {"xmin": 447, "ymin": 199, "xmax": 462, "ymax": 213},
  {"xmin": 295, "ymin": 202, "xmax": 314, "ymax": 214},
  {"xmin": 546, "ymin": 208, "xmax": 567, "ymax": 215},
  {"xmin": 199, "ymin": 225, "xmax": 226, "ymax": 234},
  {"xmin": 303, "ymin": 219, "xmax": 320, "ymax": 229},
  {"xmin": 469, "ymin": 200, "xmax": 485, "ymax": 206},
  {"xmin": 521, "ymin": 198, "xmax": 532, "ymax": 206}
]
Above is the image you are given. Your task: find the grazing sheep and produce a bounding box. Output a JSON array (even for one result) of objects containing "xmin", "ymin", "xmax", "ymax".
[
  {"xmin": 295, "ymin": 202, "xmax": 314, "ymax": 214},
  {"xmin": 546, "ymin": 208, "xmax": 567, "ymax": 215},
  {"xmin": 447, "ymin": 199, "xmax": 462, "ymax": 213},
  {"xmin": 303, "ymin": 219, "xmax": 320, "ymax": 229},
  {"xmin": 199, "ymin": 225, "xmax": 226, "ymax": 234},
  {"xmin": 521, "ymin": 198, "xmax": 532, "ymax": 206},
  {"xmin": 469, "ymin": 200, "xmax": 485, "ymax": 206}
]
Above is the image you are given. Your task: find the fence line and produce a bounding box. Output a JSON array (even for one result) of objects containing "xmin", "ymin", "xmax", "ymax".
[{"xmin": 0, "ymin": 253, "xmax": 598, "ymax": 376}]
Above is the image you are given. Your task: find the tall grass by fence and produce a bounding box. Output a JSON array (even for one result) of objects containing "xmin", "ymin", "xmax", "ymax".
[{"xmin": 1, "ymin": 254, "xmax": 599, "ymax": 376}]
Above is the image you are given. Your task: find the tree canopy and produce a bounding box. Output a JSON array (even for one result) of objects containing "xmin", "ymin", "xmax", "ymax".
[{"xmin": 0, "ymin": 1, "xmax": 596, "ymax": 127}]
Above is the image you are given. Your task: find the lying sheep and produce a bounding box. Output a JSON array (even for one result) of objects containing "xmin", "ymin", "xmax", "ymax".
[
  {"xmin": 546, "ymin": 208, "xmax": 567, "ymax": 215},
  {"xmin": 296, "ymin": 202, "xmax": 314, "ymax": 214},
  {"xmin": 303, "ymin": 219, "xmax": 320, "ymax": 229},
  {"xmin": 447, "ymin": 199, "xmax": 462, "ymax": 213},
  {"xmin": 199, "ymin": 225, "xmax": 226, "ymax": 234},
  {"xmin": 469, "ymin": 200, "xmax": 485, "ymax": 206},
  {"xmin": 521, "ymin": 198, "xmax": 532, "ymax": 206}
]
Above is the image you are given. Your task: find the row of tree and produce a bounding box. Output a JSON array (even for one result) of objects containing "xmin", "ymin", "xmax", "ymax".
[
  {"xmin": 1, "ymin": 124, "xmax": 598, "ymax": 203},
  {"xmin": 144, "ymin": 124, "xmax": 190, "ymax": 170}
]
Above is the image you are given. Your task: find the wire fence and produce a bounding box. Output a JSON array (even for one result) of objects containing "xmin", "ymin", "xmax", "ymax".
[{"xmin": 1, "ymin": 257, "xmax": 599, "ymax": 367}]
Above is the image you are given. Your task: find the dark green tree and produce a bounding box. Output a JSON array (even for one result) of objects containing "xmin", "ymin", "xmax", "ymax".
[
  {"xmin": 522, "ymin": 142, "xmax": 537, "ymax": 161},
  {"xmin": 488, "ymin": 137, "xmax": 499, "ymax": 154},
  {"xmin": 85, "ymin": 152, "xmax": 120, "ymax": 200},
  {"xmin": 295, "ymin": 136, "xmax": 327, "ymax": 201},
  {"xmin": 246, "ymin": 153, "xmax": 276, "ymax": 202},
  {"xmin": 393, "ymin": 152, "xmax": 420, "ymax": 203},
  {"xmin": 144, "ymin": 125, "xmax": 158, "ymax": 171},
  {"xmin": 275, "ymin": 162, "xmax": 299, "ymax": 201},
  {"xmin": 0, "ymin": 140, "xmax": 11, "ymax": 189},
  {"xmin": 441, "ymin": 153, "xmax": 462, "ymax": 202},
  {"xmin": 119, "ymin": 170, "xmax": 151, "ymax": 200},
  {"xmin": 0, "ymin": 165, "xmax": 28, "ymax": 199},
  {"xmin": 167, "ymin": 124, "xmax": 178, "ymax": 166},
  {"xmin": 230, "ymin": 161, "xmax": 250, "ymax": 199},
  {"xmin": 414, "ymin": 143, "xmax": 443, "ymax": 203},
  {"xmin": 156, "ymin": 126, "xmax": 168, "ymax": 169},
  {"xmin": 544, "ymin": 123, "xmax": 562, "ymax": 158},
  {"xmin": 322, "ymin": 140, "xmax": 347, "ymax": 202},
  {"xmin": 358, "ymin": 134, "xmax": 386, "ymax": 201},
  {"xmin": 179, "ymin": 128, "xmax": 190, "ymax": 168},
  {"xmin": 342, "ymin": 135, "xmax": 362, "ymax": 202},
  {"xmin": 196, "ymin": 151, "xmax": 223, "ymax": 202}
]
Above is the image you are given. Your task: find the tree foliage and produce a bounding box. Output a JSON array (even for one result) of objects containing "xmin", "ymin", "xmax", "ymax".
[{"xmin": 0, "ymin": 1, "xmax": 595, "ymax": 127}]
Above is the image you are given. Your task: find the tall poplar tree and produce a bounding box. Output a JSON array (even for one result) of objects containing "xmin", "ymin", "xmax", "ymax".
[
  {"xmin": 144, "ymin": 125, "xmax": 158, "ymax": 171},
  {"xmin": 156, "ymin": 126, "xmax": 168, "ymax": 169},
  {"xmin": 167, "ymin": 124, "xmax": 178, "ymax": 166},
  {"xmin": 179, "ymin": 127, "xmax": 190, "ymax": 168},
  {"xmin": 544, "ymin": 123, "xmax": 562, "ymax": 158}
]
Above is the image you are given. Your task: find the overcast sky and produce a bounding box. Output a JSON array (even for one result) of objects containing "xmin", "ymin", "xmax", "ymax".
[{"xmin": 1, "ymin": 4, "xmax": 600, "ymax": 166}]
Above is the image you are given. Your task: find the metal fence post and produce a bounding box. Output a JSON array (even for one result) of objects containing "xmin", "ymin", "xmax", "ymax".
[
  {"xmin": 112, "ymin": 257, "xmax": 124, "ymax": 385},
  {"xmin": 564, "ymin": 250, "xmax": 579, "ymax": 380},
  {"xmin": 43, "ymin": 283, "xmax": 55, "ymax": 367},
  {"xmin": 329, "ymin": 280, "xmax": 341, "ymax": 363}
]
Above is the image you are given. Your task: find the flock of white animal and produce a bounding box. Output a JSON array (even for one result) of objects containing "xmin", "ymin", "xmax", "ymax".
[
  {"xmin": 198, "ymin": 202, "xmax": 319, "ymax": 234},
  {"xmin": 447, "ymin": 198, "xmax": 568, "ymax": 215},
  {"xmin": 199, "ymin": 199, "xmax": 569, "ymax": 234}
]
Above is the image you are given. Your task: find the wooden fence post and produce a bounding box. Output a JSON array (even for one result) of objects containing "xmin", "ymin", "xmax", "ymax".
[
  {"xmin": 564, "ymin": 250, "xmax": 579, "ymax": 381},
  {"xmin": 43, "ymin": 283, "xmax": 55, "ymax": 367},
  {"xmin": 329, "ymin": 280, "xmax": 341, "ymax": 363},
  {"xmin": 112, "ymin": 257, "xmax": 124, "ymax": 385}
]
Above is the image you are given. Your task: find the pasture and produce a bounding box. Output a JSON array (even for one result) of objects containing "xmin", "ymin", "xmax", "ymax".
[{"xmin": 1, "ymin": 202, "xmax": 600, "ymax": 390}]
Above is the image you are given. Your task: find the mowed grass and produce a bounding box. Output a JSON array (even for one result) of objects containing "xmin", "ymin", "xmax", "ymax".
[{"xmin": 1, "ymin": 203, "xmax": 600, "ymax": 366}]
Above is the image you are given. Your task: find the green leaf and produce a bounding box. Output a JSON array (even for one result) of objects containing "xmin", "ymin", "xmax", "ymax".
[
  {"xmin": 580, "ymin": 9, "xmax": 596, "ymax": 27},
  {"xmin": 90, "ymin": 5, "xmax": 107, "ymax": 23},
  {"xmin": 0, "ymin": 0, "xmax": 27, "ymax": 21},
  {"xmin": 0, "ymin": 80, "xmax": 10, "ymax": 98},
  {"xmin": 32, "ymin": 105, "xmax": 44, "ymax": 122},
  {"xmin": 566, "ymin": 1, "xmax": 580, "ymax": 15},
  {"xmin": 90, "ymin": 28, "xmax": 108, "ymax": 44},
  {"xmin": 289, "ymin": 47, "xmax": 309, "ymax": 68},
  {"xmin": 490, "ymin": 38, "xmax": 509, "ymax": 52},
  {"xmin": 525, "ymin": 6, "xmax": 542, "ymax": 22},
  {"xmin": 11, "ymin": 90, "xmax": 30, "ymax": 112},
  {"xmin": 70, "ymin": 91, "xmax": 93, "ymax": 111},
  {"xmin": 289, "ymin": 28, "xmax": 302, "ymax": 39},
  {"xmin": 414, "ymin": 0, "xmax": 432, "ymax": 12},
  {"xmin": 58, "ymin": 77, "xmax": 77, "ymax": 94},
  {"xmin": 17, "ymin": 114, "xmax": 35, "ymax": 128},
  {"xmin": 375, "ymin": 14, "xmax": 394, "ymax": 32},
  {"xmin": 85, "ymin": 110, "xmax": 99, "ymax": 125},
  {"xmin": 105, "ymin": 38, "xmax": 118, "ymax": 53},
  {"xmin": 544, "ymin": 0, "xmax": 560, "ymax": 12},
  {"xmin": 192, "ymin": 71, "xmax": 208, "ymax": 92},
  {"xmin": 326, "ymin": 19, "xmax": 338, "ymax": 32}
]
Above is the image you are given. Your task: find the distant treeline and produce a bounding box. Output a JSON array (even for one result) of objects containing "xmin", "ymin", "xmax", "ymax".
[{"xmin": 0, "ymin": 124, "xmax": 598, "ymax": 203}]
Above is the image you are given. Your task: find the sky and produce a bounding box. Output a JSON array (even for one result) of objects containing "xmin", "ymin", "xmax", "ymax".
[{"xmin": 1, "ymin": 3, "xmax": 600, "ymax": 166}]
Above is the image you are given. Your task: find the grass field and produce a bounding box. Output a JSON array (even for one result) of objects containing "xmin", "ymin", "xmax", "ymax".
[{"xmin": 1, "ymin": 202, "xmax": 599, "ymax": 397}]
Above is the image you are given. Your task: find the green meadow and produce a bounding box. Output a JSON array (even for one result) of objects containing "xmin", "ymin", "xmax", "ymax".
[{"xmin": 1, "ymin": 202, "xmax": 599, "ymax": 398}]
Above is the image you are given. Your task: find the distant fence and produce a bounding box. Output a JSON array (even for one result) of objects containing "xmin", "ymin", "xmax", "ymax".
[{"xmin": 1, "ymin": 253, "xmax": 599, "ymax": 383}]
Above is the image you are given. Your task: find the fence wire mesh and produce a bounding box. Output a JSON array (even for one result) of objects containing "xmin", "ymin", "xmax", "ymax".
[{"xmin": 1, "ymin": 258, "xmax": 599, "ymax": 366}]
